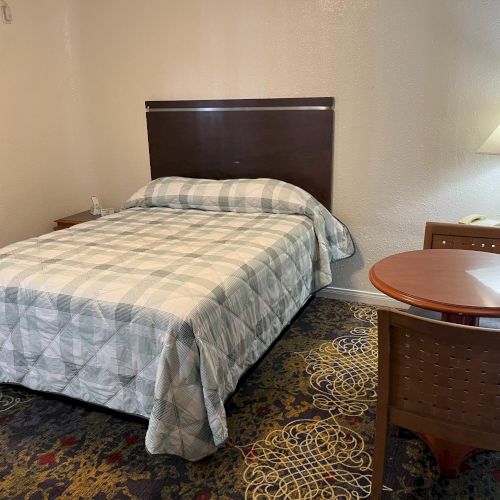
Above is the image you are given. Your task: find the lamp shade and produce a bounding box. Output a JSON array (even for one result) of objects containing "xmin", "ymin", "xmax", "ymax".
[{"xmin": 478, "ymin": 124, "xmax": 500, "ymax": 154}]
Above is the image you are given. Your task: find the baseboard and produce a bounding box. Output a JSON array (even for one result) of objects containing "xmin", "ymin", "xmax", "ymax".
[{"xmin": 317, "ymin": 286, "xmax": 407, "ymax": 308}]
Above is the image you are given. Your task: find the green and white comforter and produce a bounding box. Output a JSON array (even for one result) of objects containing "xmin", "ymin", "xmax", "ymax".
[{"xmin": 0, "ymin": 178, "xmax": 353, "ymax": 460}]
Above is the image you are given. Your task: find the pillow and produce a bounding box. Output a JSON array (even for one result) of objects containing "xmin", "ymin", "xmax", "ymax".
[{"xmin": 124, "ymin": 176, "xmax": 318, "ymax": 214}]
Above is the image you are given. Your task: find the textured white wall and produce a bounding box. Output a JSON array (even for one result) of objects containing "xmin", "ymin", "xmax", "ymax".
[
  {"xmin": 0, "ymin": 0, "xmax": 102, "ymax": 246},
  {"xmin": 333, "ymin": 0, "xmax": 500, "ymax": 291},
  {"xmin": 70, "ymin": 0, "xmax": 500, "ymax": 293},
  {"xmin": 2, "ymin": 0, "xmax": 500, "ymax": 295}
]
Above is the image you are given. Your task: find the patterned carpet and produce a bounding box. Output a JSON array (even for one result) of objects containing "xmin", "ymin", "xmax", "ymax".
[{"xmin": 1, "ymin": 298, "xmax": 499, "ymax": 499}]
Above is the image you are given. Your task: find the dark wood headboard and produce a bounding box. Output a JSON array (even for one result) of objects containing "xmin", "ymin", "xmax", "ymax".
[{"xmin": 145, "ymin": 97, "xmax": 334, "ymax": 209}]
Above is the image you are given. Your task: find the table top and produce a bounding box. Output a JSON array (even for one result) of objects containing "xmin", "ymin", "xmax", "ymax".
[{"xmin": 369, "ymin": 249, "xmax": 500, "ymax": 317}]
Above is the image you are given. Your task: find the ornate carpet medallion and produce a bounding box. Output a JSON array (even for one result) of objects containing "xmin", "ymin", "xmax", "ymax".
[
  {"xmin": 241, "ymin": 304, "xmax": 377, "ymax": 499},
  {"xmin": 0, "ymin": 385, "xmax": 36, "ymax": 413}
]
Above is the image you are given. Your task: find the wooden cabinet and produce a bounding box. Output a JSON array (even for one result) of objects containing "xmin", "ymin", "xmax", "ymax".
[{"xmin": 424, "ymin": 222, "xmax": 500, "ymax": 254}]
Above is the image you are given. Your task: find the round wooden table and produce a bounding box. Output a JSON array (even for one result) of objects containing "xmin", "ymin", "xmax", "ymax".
[
  {"xmin": 369, "ymin": 249, "xmax": 500, "ymax": 477},
  {"xmin": 369, "ymin": 249, "xmax": 500, "ymax": 326}
]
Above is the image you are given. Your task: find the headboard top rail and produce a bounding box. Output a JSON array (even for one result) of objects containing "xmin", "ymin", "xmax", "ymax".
[{"xmin": 146, "ymin": 97, "xmax": 334, "ymax": 111}]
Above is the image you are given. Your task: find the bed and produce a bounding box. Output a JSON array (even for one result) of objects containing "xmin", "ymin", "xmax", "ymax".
[{"xmin": 0, "ymin": 98, "xmax": 354, "ymax": 460}]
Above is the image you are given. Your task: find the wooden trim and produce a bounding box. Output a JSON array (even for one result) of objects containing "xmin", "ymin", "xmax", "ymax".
[{"xmin": 371, "ymin": 308, "xmax": 391, "ymax": 498}]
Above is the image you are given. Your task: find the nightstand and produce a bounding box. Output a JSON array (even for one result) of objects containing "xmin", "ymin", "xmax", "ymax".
[{"xmin": 54, "ymin": 211, "xmax": 100, "ymax": 230}]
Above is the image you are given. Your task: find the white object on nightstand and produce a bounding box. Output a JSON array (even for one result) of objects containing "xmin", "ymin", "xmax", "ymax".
[{"xmin": 90, "ymin": 196, "xmax": 102, "ymax": 216}]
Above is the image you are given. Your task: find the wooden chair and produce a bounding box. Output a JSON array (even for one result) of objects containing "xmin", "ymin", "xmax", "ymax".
[
  {"xmin": 371, "ymin": 308, "xmax": 500, "ymax": 499},
  {"xmin": 423, "ymin": 221, "xmax": 500, "ymax": 253}
]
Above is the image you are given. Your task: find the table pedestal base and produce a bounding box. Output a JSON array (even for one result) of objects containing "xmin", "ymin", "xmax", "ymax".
[
  {"xmin": 418, "ymin": 434, "xmax": 482, "ymax": 478},
  {"xmin": 440, "ymin": 312, "xmax": 479, "ymax": 326}
]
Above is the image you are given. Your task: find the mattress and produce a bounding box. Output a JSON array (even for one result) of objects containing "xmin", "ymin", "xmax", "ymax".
[{"xmin": 0, "ymin": 177, "xmax": 354, "ymax": 460}]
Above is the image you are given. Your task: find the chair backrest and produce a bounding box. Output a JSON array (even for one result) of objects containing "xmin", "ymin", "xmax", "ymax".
[
  {"xmin": 423, "ymin": 221, "xmax": 500, "ymax": 253},
  {"xmin": 377, "ymin": 308, "xmax": 500, "ymax": 451}
]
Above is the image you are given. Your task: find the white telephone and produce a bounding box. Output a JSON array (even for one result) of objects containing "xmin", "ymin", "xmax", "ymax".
[
  {"xmin": 459, "ymin": 214, "xmax": 500, "ymax": 226},
  {"xmin": 90, "ymin": 196, "xmax": 102, "ymax": 216}
]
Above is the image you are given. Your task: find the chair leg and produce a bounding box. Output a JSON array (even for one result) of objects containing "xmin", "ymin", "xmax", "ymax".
[{"xmin": 371, "ymin": 411, "xmax": 389, "ymax": 499}]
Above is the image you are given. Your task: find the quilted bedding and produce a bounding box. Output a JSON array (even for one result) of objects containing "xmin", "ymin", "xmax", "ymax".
[{"xmin": 0, "ymin": 178, "xmax": 354, "ymax": 460}]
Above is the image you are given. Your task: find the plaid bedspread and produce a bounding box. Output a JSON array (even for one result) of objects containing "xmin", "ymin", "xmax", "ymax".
[{"xmin": 0, "ymin": 179, "xmax": 353, "ymax": 460}]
